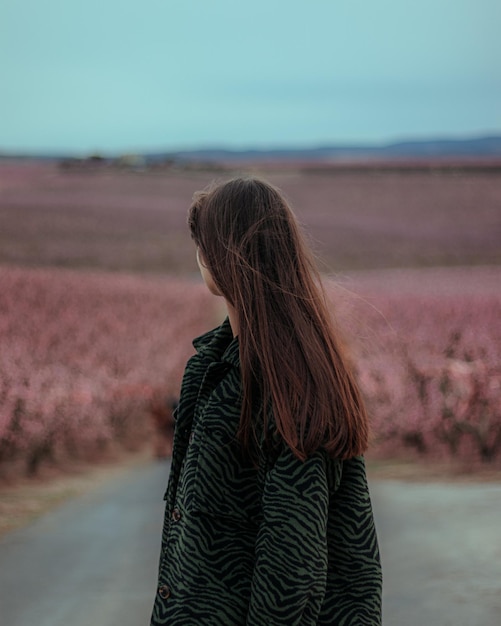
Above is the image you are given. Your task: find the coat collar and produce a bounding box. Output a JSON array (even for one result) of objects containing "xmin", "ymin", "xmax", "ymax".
[{"xmin": 192, "ymin": 317, "xmax": 240, "ymax": 368}]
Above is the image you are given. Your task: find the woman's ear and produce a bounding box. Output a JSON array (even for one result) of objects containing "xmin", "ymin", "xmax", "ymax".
[
  {"xmin": 196, "ymin": 248, "xmax": 222, "ymax": 296},
  {"xmin": 196, "ymin": 247, "xmax": 206, "ymax": 268}
]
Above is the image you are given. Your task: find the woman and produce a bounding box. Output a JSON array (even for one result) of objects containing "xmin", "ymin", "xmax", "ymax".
[{"xmin": 150, "ymin": 178, "xmax": 382, "ymax": 625}]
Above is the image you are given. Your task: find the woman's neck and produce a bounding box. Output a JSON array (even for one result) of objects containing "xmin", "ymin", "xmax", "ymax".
[{"xmin": 225, "ymin": 301, "xmax": 239, "ymax": 337}]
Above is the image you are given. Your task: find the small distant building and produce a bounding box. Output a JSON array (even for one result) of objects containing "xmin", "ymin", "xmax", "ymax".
[{"xmin": 116, "ymin": 153, "xmax": 147, "ymax": 170}]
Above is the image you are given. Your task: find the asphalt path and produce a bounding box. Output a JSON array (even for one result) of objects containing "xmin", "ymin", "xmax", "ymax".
[
  {"xmin": 370, "ymin": 480, "xmax": 501, "ymax": 626},
  {"xmin": 0, "ymin": 461, "xmax": 168, "ymax": 626},
  {"xmin": 1, "ymin": 461, "xmax": 500, "ymax": 626}
]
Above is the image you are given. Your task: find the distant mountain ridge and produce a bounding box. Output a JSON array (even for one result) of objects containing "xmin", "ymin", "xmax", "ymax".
[
  {"xmin": 147, "ymin": 135, "xmax": 501, "ymax": 162},
  {"xmin": 2, "ymin": 135, "xmax": 501, "ymax": 162}
]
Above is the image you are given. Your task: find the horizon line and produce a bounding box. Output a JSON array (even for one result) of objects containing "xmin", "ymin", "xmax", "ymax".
[{"xmin": 1, "ymin": 132, "xmax": 501, "ymax": 160}]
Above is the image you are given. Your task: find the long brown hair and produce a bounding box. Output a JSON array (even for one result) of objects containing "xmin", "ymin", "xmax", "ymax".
[{"xmin": 188, "ymin": 177, "xmax": 368, "ymax": 460}]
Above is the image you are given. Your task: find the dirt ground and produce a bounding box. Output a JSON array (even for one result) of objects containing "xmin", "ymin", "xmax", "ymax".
[{"xmin": 0, "ymin": 450, "xmax": 152, "ymax": 538}]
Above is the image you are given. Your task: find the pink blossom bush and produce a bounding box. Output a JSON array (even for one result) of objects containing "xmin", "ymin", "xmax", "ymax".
[
  {"xmin": 1, "ymin": 262, "xmax": 500, "ymax": 475},
  {"xmin": 331, "ymin": 270, "xmax": 501, "ymax": 464},
  {"xmin": 0, "ymin": 266, "xmax": 215, "ymax": 475}
]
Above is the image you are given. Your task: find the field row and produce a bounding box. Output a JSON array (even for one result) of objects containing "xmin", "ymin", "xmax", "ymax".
[
  {"xmin": 1, "ymin": 162, "xmax": 500, "ymax": 273},
  {"xmin": 1, "ymin": 264, "xmax": 500, "ymax": 476},
  {"xmin": 0, "ymin": 266, "xmax": 216, "ymax": 475},
  {"xmin": 332, "ymin": 270, "xmax": 501, "ymax": 465}
]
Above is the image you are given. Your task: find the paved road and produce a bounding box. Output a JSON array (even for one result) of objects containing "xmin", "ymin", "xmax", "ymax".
[
  {"xmin": 370, "ymin": 480, "xmax": 501, "ymax": 626},
  {"xmin": 1, "ymin": 462, "xmax": 500, "ymax": 626},
  {"xmin": 0, "ymin": 461, "xmax": 168, "ymax": 626}
]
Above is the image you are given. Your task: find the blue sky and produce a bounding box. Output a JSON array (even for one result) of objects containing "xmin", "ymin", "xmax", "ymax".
[{"xmin": 1, "ymin": 0, "xmax": 500, "ymax": 154}]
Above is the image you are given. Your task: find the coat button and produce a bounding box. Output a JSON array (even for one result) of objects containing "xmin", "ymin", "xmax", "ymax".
[
  {"xmin": 171, "ymin": 508, "xmax": 181, "ymax": 522},
  {"xmin": 189, "ymin": 431, "xmax": 195, "ymax": 444},
  {"xmin": 158, "ymin": 584, "xmax": 171, "ymax": 599}
]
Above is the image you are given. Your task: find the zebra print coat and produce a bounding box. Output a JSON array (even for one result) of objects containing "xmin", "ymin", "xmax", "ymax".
[{"xmin": 150, "ymin": 318, "xmax": 382, "ymax": 625}]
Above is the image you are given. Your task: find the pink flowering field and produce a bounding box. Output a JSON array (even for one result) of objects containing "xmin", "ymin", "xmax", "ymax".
[
  {"xmin": 332, "ymin": 267, "xmax": 501, "ymax": 466},
  {"xmin": 1, "ymin": 161, "xmax": 500, "ymax": 475},
  {"xmin": 2, "ymin": 263, "xmax": 500, "ymax": 476},
  {"xmin": 1, "ymin": 161, "xmax": 500, "ymax": 273},
  {"xmin": 0, "ymin": 265, "xmax": 215, "ymax": 476}
]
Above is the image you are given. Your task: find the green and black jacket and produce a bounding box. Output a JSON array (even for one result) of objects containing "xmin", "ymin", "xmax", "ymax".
[{"xmin": 151, "ymin": 318, "xmax": 382, "ymax": 625}]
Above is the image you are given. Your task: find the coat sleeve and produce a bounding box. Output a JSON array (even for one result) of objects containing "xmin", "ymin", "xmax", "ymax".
[{"xmin": 246, "ymin": 440, "xmax": 330, "ymax": 625}]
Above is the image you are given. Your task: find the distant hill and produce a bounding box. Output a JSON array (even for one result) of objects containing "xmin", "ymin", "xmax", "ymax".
[
  {"xmin": 2, "ymin": 135, "xmax": 501, "ymax": 163},
  {"xmin": 146, "ymin": 135, "xmax": 501, "ymax": 163}
]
